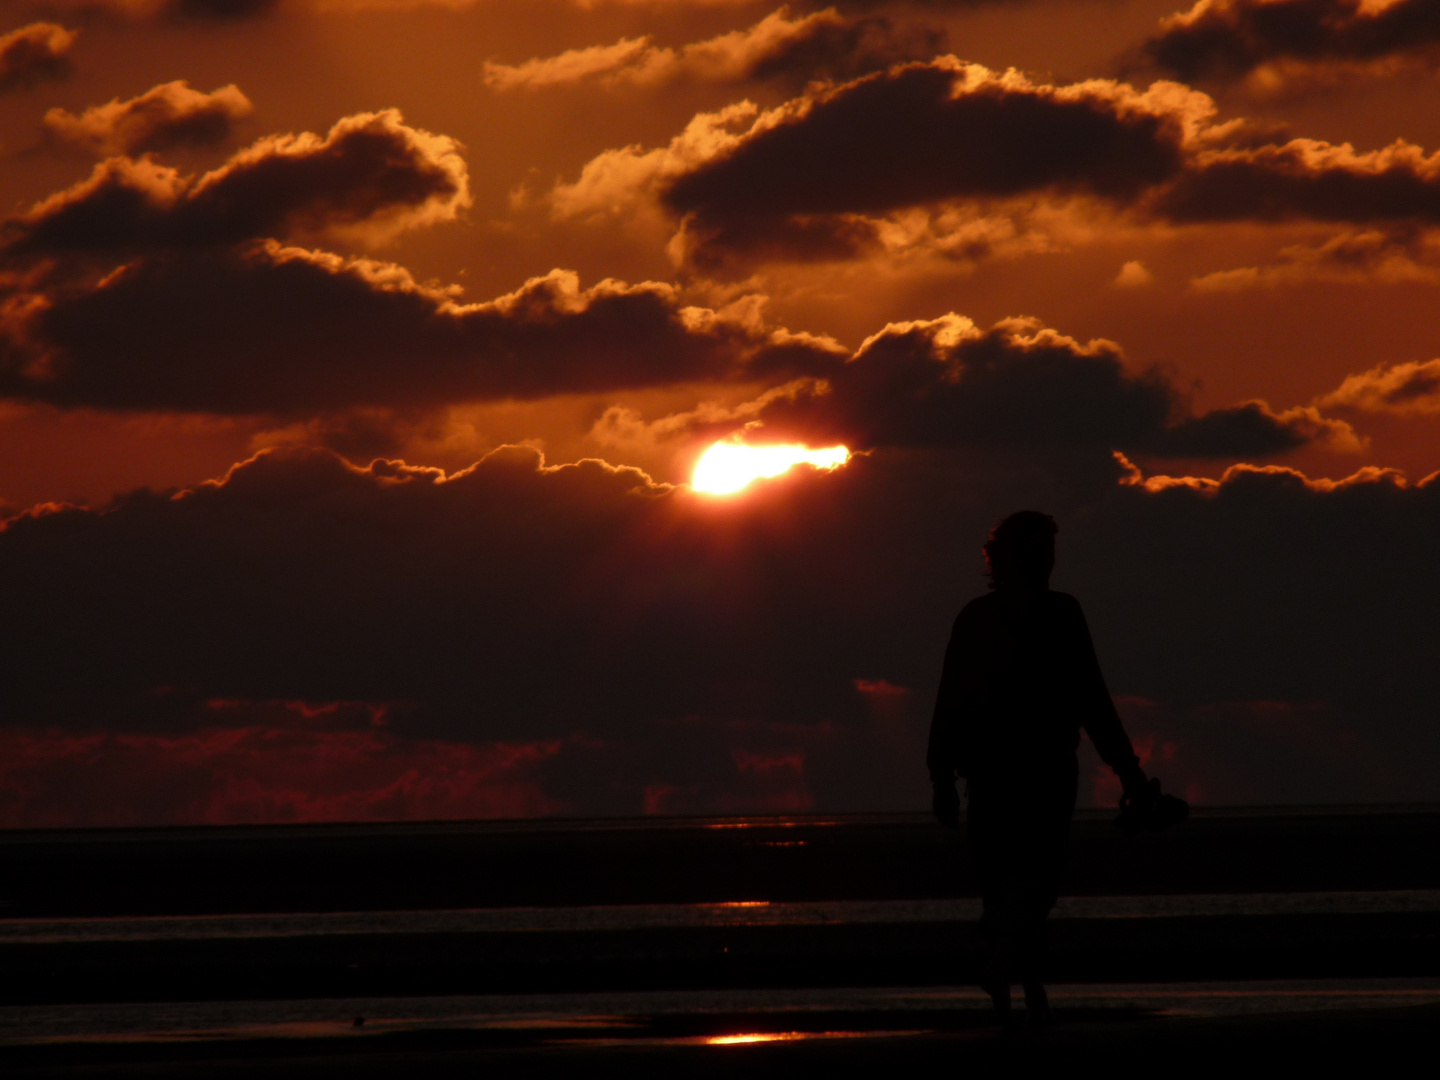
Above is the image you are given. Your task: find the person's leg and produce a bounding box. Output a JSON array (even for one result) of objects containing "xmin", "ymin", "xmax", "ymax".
[
  {"xmin": 1017, "ymin": 754, "xmax": 1078, "ymax": 1023},
  {"xmin": 966, "ymin": 780, "xmax": 1015, "ymax": 1017},
  {"xmin": 1016, "ymin": 910, "xmax": 1051, "ymax": 1023}
]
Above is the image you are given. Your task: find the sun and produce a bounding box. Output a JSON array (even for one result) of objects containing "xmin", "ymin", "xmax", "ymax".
[{"xmin": 692, "ymin": 439, "xmax": 851, "ymax": 495}]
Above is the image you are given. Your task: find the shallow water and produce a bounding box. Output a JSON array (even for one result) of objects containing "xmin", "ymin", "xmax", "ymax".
[{"xmin": 1, "ymin": 890, "xmax": 1436, "ymax": 944}]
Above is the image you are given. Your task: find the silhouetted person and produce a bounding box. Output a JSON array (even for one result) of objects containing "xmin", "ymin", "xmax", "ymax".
[{"xmin": 927, "ymin": 511, "xmax": 1152, "ymax": 1023}]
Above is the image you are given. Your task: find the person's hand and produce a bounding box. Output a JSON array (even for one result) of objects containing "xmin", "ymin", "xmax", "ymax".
[{"xmin": 931, "ymin": 781, "xmax": 960, "ymax": 831}]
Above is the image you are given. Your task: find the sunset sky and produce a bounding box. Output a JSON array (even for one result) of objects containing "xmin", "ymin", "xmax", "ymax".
[{"xmin": 2, "ymin": 0, "xmax": 1438, "ymax": 826}]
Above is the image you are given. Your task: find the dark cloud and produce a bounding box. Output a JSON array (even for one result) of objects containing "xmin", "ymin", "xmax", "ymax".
[
  {"xmin": 0, "ymin": 233, "xmax": 1354, "ymax": 462},
  {"xmin": 665, "ymin": 64, "xmax": 1184, "ymax": 210},
  {"xmin": 484, "ymin": 8, "xmax": 944, "ymax": 93},
  {"xmin": 44, "ymin": 0, "xmax": 281, "ymax": 21},
  {"xmin": 43, "ymin": 80, "xmax": 253, "ymax": 156},
  {"xmin": 2, "ymin": 443, "xmax": 1437, "ymax": 822},
  {"xmin": 1067, "ymin": 457, "xmax": 1440, "ymax": 801},
  {"xmin": 0, "ymin": 22, "xmax": 75, "ymax": 94},
  {"xmin": 693, "ymin": 314, "xmax": 1357, "ymax": 457},
  {"xmin": 0, "ymin": 240, "xmax": 1349, "ymax": 463},
  {"xmin": 1155, "ymin": 400, "xmax": 1354, "ymax": 456},
  {"xmin": 0, "ymin": 445, "xmax": 952, "ymax": 817},
  {"xmin": 1153, "ymin": 140, "xmax": 1440, "ymax": 225},
  {"xmin": 164, "ymin": 0, "xmax": 280, "ymax": 19},
  {"xmin": 0, "ymin": 247, "xmax": 840, "ymax": 412},
  {"xmin": 1138, "ymin": 0, "xmax": 1440, "ymax": 85},
  {"xmin": 652, "ymin": 60, "xmax": 1189, "ymax": 266},
  {"xmin": 562, "ymin": 58, "xmax": 1440, "ymax": 270},
  {"xmin": 2, "ymin": 109, "xmax": 468, "ymax": 258}
]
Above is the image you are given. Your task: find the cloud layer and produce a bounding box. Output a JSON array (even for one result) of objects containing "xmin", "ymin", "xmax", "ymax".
[{"xmin": 1, "ymin": 238, "xmax": 1348, "ymax": 465}]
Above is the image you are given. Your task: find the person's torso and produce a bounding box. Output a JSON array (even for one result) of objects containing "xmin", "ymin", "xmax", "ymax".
[{"xmin": 955, "ymin": 590, "xmax": 1085, "ymax": 763}]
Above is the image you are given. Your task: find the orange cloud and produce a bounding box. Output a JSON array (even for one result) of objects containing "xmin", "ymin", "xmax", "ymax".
[
  {"xmin": 484, "ymin": 7, "xmax": 941, "ymax": 92},
  {"xmin": 1191, "ymin": 228, "xmax": 1440, "ymax": 290},
  {"xmin": 0, "ymin": 23, "xmax": 75, "ymax": 95},
  {"xmin": 1317, "ymin": 358, "xmax": 1440, "ymax": 415},
  {"xmin": 44, "ymin": 81, "xmax": 253, "ymax": 157}
]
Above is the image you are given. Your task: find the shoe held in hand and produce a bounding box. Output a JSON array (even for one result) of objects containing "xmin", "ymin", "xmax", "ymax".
[{"xmin": 1115, "ymin": 776, "xmax": 1188, "ymax": 837}]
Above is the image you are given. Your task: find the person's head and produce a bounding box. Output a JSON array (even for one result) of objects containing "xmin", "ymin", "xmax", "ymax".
[{"xmin": 983, "ymin": 511, "xmax": 1057, "ymax": 591}]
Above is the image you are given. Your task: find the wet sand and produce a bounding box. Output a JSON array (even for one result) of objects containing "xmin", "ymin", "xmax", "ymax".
[{"xmin": 1, "ymin": 985, "xmax": 1434, "ymax": 1077}]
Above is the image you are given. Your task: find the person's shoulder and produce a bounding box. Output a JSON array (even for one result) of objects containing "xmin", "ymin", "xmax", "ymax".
[
  {"xmin": 953, "ymin": 592, "xmax": 998, "ymax": 626},
  {"xmin": 959, "ymin": 592, "xmax": 1001, "ymax": 616}
]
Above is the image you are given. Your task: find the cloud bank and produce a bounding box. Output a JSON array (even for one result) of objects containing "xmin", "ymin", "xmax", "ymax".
[{"xmin": 3, "ymin": 443, "xmax": 1437, "ymax": 822}]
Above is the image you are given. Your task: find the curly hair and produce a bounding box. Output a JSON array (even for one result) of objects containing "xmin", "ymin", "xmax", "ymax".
[{"xmin": 983, "ymin": 510, "xmax": 1057, "ymax": 590}]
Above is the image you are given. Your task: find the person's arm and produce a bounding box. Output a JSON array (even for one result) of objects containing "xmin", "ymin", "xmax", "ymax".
[
  {"xmin": 927, "ymin": 609, "xmax": 970, "ymax": 829},
  {"xmin": 1066, "ymin": 597, "xmax": 1147, "ymax": 798}
]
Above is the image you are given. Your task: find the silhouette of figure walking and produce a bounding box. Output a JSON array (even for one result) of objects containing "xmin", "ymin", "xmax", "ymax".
[{"xmin": 927, "ymin": 511, "xmax": 1152, "ymax": 1023}]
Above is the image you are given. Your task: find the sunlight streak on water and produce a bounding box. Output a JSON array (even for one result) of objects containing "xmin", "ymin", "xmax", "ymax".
[
  {"xmin": 2, "ymin": 891, "xmax": 1435, "ymax": 943},
  {"xmin": 2, "ymin": 980, "xmax": 1437, "ymax": 1047}
]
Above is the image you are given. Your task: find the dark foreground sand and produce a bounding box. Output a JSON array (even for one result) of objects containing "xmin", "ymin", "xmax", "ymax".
[{"xmin": 2, "ymin": 811, "xmax": 1436, "ymax": 1075}]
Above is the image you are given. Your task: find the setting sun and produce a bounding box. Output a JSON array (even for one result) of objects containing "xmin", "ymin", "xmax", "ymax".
[{"xmin": 692, "ymin": 440, "xmax": 851, "ymax": 495}]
